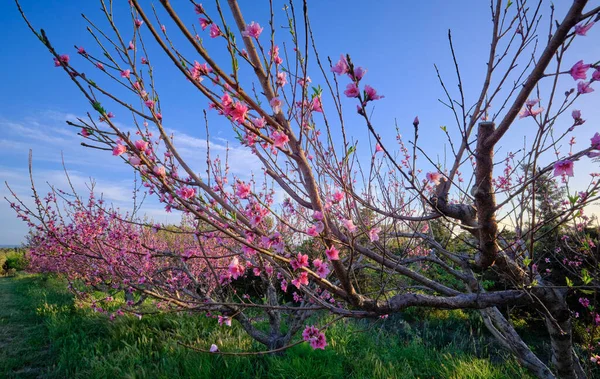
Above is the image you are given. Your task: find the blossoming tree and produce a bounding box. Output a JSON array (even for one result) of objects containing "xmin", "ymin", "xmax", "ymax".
[{"xmin": 10, "ymin": 0, "xmax": 600, "ymax": 377}]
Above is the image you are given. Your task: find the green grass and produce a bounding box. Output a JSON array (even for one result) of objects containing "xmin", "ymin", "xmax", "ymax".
[{"xmin": 0, "ymin": 274, "xmax": 533, "ymax": 378}]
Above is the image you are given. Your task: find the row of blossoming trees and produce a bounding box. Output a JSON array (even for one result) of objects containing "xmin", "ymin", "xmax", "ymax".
[{"xmin": 7, "ymin": 0, "xmax": 600, "ymax": 377}]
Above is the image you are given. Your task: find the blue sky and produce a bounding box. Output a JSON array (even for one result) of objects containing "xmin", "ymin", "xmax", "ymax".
[{"xmin": 1, "ymin": 1, "xmax": 599, "ymax": 244}]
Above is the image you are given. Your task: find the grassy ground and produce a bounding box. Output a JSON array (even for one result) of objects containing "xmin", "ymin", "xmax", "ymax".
[{"xmin": 0, "ymin": 274, "xmax": 533, "ymax": 378}]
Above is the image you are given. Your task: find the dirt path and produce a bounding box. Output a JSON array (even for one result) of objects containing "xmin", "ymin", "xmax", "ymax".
[{"xmin": 0, "ymin": 276, "xmax": 51, "ymax": 378}]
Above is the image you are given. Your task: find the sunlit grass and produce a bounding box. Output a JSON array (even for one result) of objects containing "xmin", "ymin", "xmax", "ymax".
[{"xmin": 1, "ymin": 274, "xmax": 534, "ymax": 378}]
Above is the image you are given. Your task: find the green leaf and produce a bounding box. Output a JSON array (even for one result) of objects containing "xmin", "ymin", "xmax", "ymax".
[
  {"xmin": 91, "ymin": 101, "xmax": 106, "ymax": 115},
  {"xmin": 582, "ymin": 269, "xmax": 593, "ymax": 285},
  {"xmin": 566, "ymin": 277, "xmax": 574, "ymax": 287},
  {"xmin": 581, "ymin": 289, "xmax": 595, "ymax": 295},
  {"xmin": 568, "ymin": 195, "xmax": 579, "ymax": 205},
  {"xmin": 440, "ymin": 125, "xmax": 447, "ymax": 132},
  {"xmin": 523, "ymin": 258, "xmax": 531, "ymax": 267}
]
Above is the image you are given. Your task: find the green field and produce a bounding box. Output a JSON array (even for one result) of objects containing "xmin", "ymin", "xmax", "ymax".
[{"xmin": 0, "ymin": 272, "xmax": 535, "ymax": 379}]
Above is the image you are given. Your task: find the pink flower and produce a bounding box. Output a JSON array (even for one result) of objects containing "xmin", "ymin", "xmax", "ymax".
[
  {"xmin": 574, "ymin": 22, "xmax": 594, "ymax": 36},
  {"xmin": 127, "ymin": 41, "xmax": 135, "ymax": 50},
  {"xmin": 313, "ymin": 211, "xmax": 323, "ymax": 221},
  {"xmin": 53, "ymin": 54, "xmax": 70, "ymax": 67},
  {"xmin": 306, "ymin": 224, "xmax": 319, "ymax": 237},
  {"xmin": 570, "ymin": 60, "xmax": 591, "ymax": 81},
  {"xmin": 572, "ymin": 109, "xmax": 581, "ymax": 120},
  {"xmin": 228, "ymin": 257, "xmax": 245, "ymax": 279},
  {"xmin": 426, "ymin": 171, "xmax": 442, "ymax": 185},
  {"xmin": 218, "ymin": 316, "xmax": 232, "ymax": 327},
  {"xmin": 209, "ymin": 24, "xmax": 221, "ymax": 38},
  {"xmin": 593, "ymin": 68, "xmax": 600, "ymax": 81},
  {"xmin": 129, "ymin": 155, "xmax": 141, "ymax": 166},
  {"xmin": 199, "ymin": 18, "xmax": 210, "ymax": 30},
  {"xmin": 290, "ymin": 253, "xmax": 309, "ymax": 270},
  {"xmin": 413, "ymin": 116, "xmax": 420, "ymax": 127},
  {"xmin": 96, "ymin": 62, "xmax": 105, "ymax": 70},
  {"xmin": 578, "ymin": 81, "xmax": 594, "ymax": 94},
  {"xmin": 276, "ymin": 72, "xmax": 287, "ymax": 87},
  {"xmin": 134, "ymin": 19, "xmax": 144, "ymax": 28},
  {"xmin": 121, "ymin": 69, "xmax": 131, "ymax": 78},
  {"xmin": 302, "ymin": 326, "xmax": 327, "ymax": 350},
  {"xmin": 177, "ymin": 187, "xmax": 196, "ymax": 199},
  {"xmin": 311, "ymin": 96, "xmax": 323, "ymax": 112},
  {"xmin": 145, "ymin": 100, "xmax": 155, "ymax": 109},
  {"xmin": 369, "ymin": 227, "xmax": 381, "ymax": 242},
  {"xmin": 364, "ymin": 85, "xmax": 383, "ymax": 101},
  {"xmin": 77, "ymin": 46, "xmax": 86, "ymax": 55},
  {"xmin": 591, "ymin": 133, "xmax": 600, "ymax": 149},
  {"xmin": 332, "ymin": 191, "xmax": 345, "ymax": 203},
  {"xmin": 194, "ymin": 3, "xmax": 204, "ymax": 14},
  {"xmin": 271, "ymin": 130, "xmax": 289, "ymax": 148},
  {"xmin": 209, "ymin": 344, "xmax": 218, "ymax": 353},
  {"xmin": 236, "ymin": 182, "xmax": 251, "ymax": 199},
  {"xmin": 325, "ymin": 245, "xmax": 339, "ymax": 261},
  {"xmin": 81, "ymin": 128, "xmax": 90, "ymax": 138},
  {"xmin": 375, "ymin": 144, "xmax": 383, "ymax": 153},
  {"xmin": 553, "ymin": 160, "xmax": 574, "ymax": 177},
  {"xmin": 253, "ymin": 117, "xmax": 266, "ymax": 128},
  {"xmin": 353, "ymin": 67, "xmax": 367, "ymax": 81},
  {"xmin": 342, "ymin": 219, "xmax": 357, "ymax": 233},
  {"xmin": 241, "ymin": 22, "xmax": 263, "ymax": 39},
  {"xmin": 112, "ymin": 144, "xmax": 127, "ymax": 156},
  {"xmin": 344, "ymin": 83, "xmax": 360, "ymax": 98},
  {"xmin": 134, "ymin": 139, "xmax": 148, "ymax": 151},
  {"xmin": 161, "ymin": 25, "xmax": 166, "ymax": 32},
  {"xmin": 141, "ymin": 57, "xmax": 148, "ymax": 65},
  {"xmin": 270, "ymin": 97, "xmax": 282, "ymax": 113},
  {"xmin": 291, "ymin": 272, "xmax": 309, "ymax": 288},
  {"xmin": 153, "ymin": 165, "xmax": 166, "ymax": 177},
  {"xmin": 312, "ymin": 258, "xmax": 330, "ymax": 278},
  {"xmin": 231, "ymin": 102, "xmax": 248, "ymax": 123},
  {"xmin": 331, "ymin": 54, "xmax": 349, "ymax": 75}
]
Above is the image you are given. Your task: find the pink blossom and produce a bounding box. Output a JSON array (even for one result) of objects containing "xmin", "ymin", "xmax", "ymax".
[
  {"xmin": 369, "ymin": 227, "xmax": 381, "ymax": 242},
  {"xmin": 276, "ymin": 72, "xmax": 287, "ymax": 87},
  {"xmin": 218, "ymin": 315, "xmax": 232, "ymax": 327},
  {"xmin": 236, "ymin": 182, "xmax": 251, "ymax": 199},
  {"xmin": 570, "ymin": 60, "xmax": 591, "ymax": 80},
  {"xmin": 253, "ymin": 117, "xmax": 266, "ymax": 129},
  {"xmin": 331, "ymin": 54, "xmax": 349, "ymax": 75},
  {"xmin": 134, "ymin": 19, "xmax": 144, "ymax": 28},
  {"xmin": 153, "ymin": 165, "xmax": 166, "ymax": 177},
  {"xmin": 353, "ymin": 67, "xmax": 367, "ymax": 81},
  {"xmin": 199, "ymin": 18, "xmax": 210, "ymax": 30},
  {"xmin": 426, "ymin": 171, "xmax": 442, "ymax": 185},
  {"xmin": 177, "ymin": 187, "xmax": 196, "ymax": 200},
  {"xmin": 313, "ymin": 211, "xmax": 323, "ymax": 221},
  {"xmin": 141, "ymin": 57, "xmax": 148, "ymax": 65},
  {"xmin": 574, "ymin": 22, "xmax": 594, "ymax": 36},
  {"xmin": 127, "ymin": 41, "xmax": 135, "ymax": 50},
  {"xmin": 228, "ymin": 257, "xmax": 245, "ymax": 279},
  {"xmin": 519, "ymin": 99, "xmax": 543, "ymax": 118},
  {"xmin": 577, "ymin": 81, "xmax": 594, "ymax": 94},
  {"xmin": 121, "ymin": 69, "xmax": 131, "ymax": 78},
  {"xmin": 231, "ymin": 102, "xmax": 248, "ymax": 123},
  {"xmin": 332, "ymin": 191, "xmax": 345, "ymax": 203},
  {"xmin": 291, "ymin": 272, "xmax": 309, "ymax": 288},
  {"xmin": 129, "ymin": 155, "xmax": 141, "ymax": 166},
  {"xmin": 112, "ymin": 144, "xmax": 127, "ymax": 156},
  {"xmin": 375, "ymin": 144, "xmax": 383, "ymax": 153},
  {"xmin": 311, "ymin": 96, "xmax": 323, "ymax": 112},
  {"xmin": 298, "ymin": 76, "xmax": 311, "ymax": 87},
  {"xmin": 194, "ymin": 3, "xmax": 204, "ymax": 14},
  {"xmin": 271, "ymin": 130, "xmax": 289, "ymax": 148},
  {"xmin": 77, "ymin": 47, "xmax": 86, "ymax": 55},
  {"xmin": 161, "ymin": 25, "xmax": 166, "ymax": 32},
  {"xmin": 364, "ymin": 85, "xmax": 383, "ymax": 101},
  {"xmin": 270, "ymin": 97, "xmax": 282, "ymax": 113},
  {"xmin": 591, "ymin": 133, "xmax": 600, "ymax": 149},
  {"xmin": 134, "ymin": 140, "xmax": 148, "ymax": 151},
  {"xmin": 325, "ymin": 245, "xmax": 339, "ymax": 261},
  {"xmin": 553, "ymin": 160, "xmax": 574, "ymax": 177},
  {"xmin": 209, "ymin": 24, "xmax": 221, "ymax": 38},
  {"xmin": 572, "ymin": 109, "xmax": 581, "ymax": 120},
  {"xmin": 344, "ymin": 83, "xmax": 360, "ymax": 98},
  {"xmin": 593, "ymin": 68, "xmax": 600, "ymax": 81},
  {"xmin": 96, "ymin": 62, "xmax": 105, "ymax": 70},
  {"xmin": 145, "ymin": 100, "xmax": 155, "ymax": 109},
  {"xmin": 53, "ymin": 54, "xmax": 70, "ymax": 67},
  {"xmin": 306, "ymin": 224, "xmax": 319, "ymax": 237},
  {"xmin": 302, "ymin": 326, "xmax": 327, "ymax": 350},
  {"xmin": 290, "ymin": 253, "xmax": 309, "ymax": 270},
  {"xmin": 413, "ymin": 116, "xmax": 420, "ymax": 127},
  {"xmin": 209, "ymin": 344, "xmax": 218, "ymax": 353},
  {"xmin": 312, "ymin": 258, "xmax": 330, "ymax": 278},
  {"xmin": 81, "ymin": 128, "xmax": 90, "ymax": 138},
  {"xmin": 241, "ymin": 22, "xmax": 263, "ymax": 39},
  {"xmin": 342, "ymin": 219, "xmax": 357, "ymax": 233}
]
